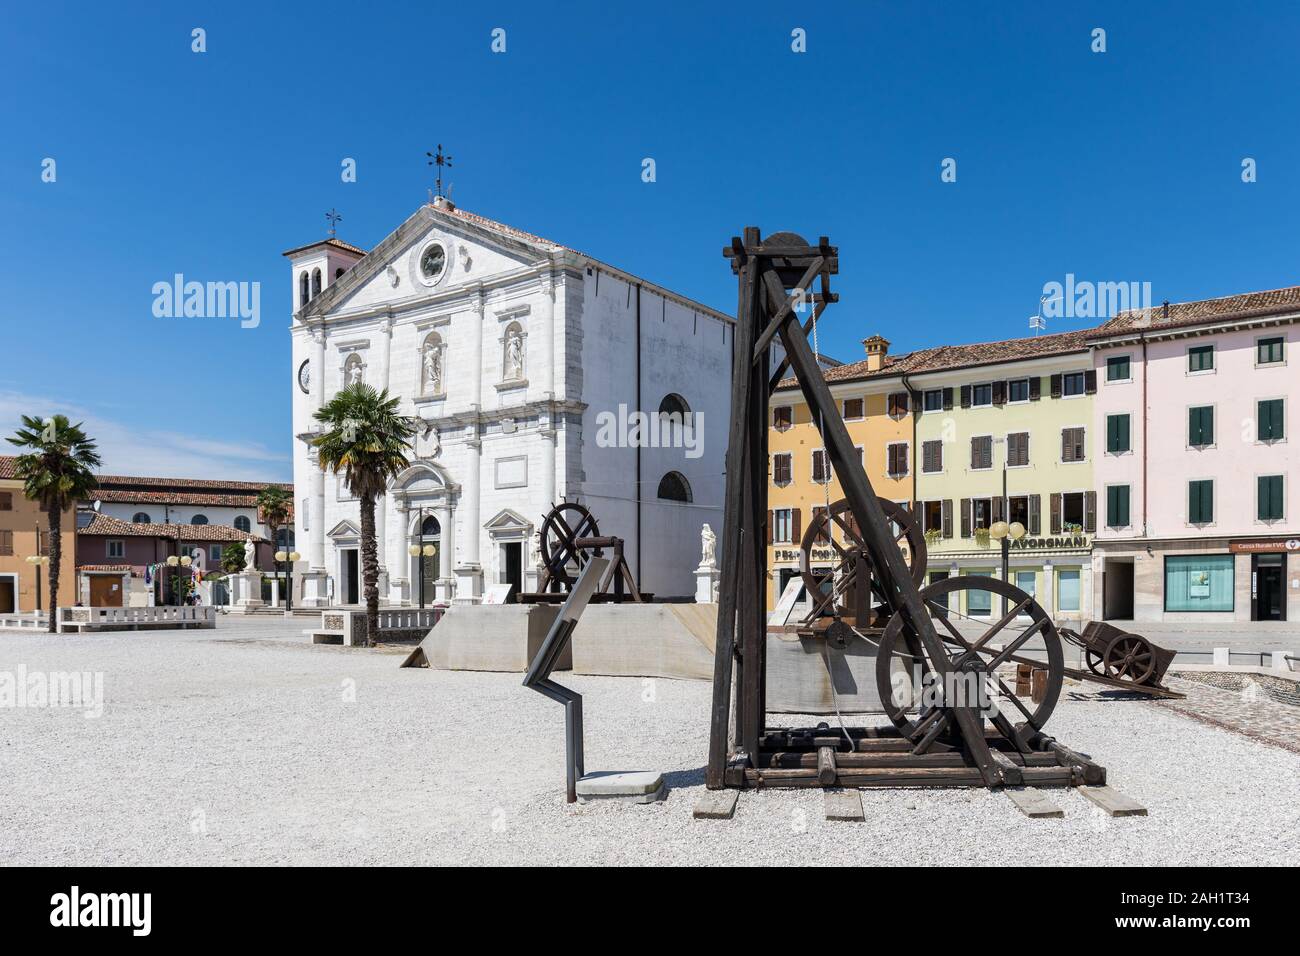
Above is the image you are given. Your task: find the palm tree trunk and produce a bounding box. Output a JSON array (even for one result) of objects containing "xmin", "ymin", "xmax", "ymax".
[
  {"xmin": 46, "ymin": 507, "xmax": 61, "ymax": 634},
  {"xmin": 359, "ymin": 492, "xmax": 379, "ymax": 647}
]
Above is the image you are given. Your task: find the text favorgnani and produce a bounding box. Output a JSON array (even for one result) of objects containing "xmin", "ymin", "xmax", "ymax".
[
  {"xmin": 50, "ymin": 887, "xmax": 151, "ymax": 936},
  {"xmin": 0, "ymin": 665, "xmax": 103, "ymax": 718}
]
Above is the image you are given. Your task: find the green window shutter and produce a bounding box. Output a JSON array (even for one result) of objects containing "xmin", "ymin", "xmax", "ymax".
[
  {"xmin": 1189, "ymin": 480, "xmax": 1213, "ymax": 523},
  {"xmin": 1189, "ymin": 407, "xmax": 1214, "ymax": 446},
  {"xmin": 1107, "ymin": 485, "xmax": 1130, "ymax": 528},
  {"xmin": 1118, "ymin": 414, "xmax": 1130, "ymax": 451},
  {"xmin": 1258, "ymin": 475, "xmax": 1284, "ymax": 520},
  {"xmin": 1258, "ymin": 399, "xmax": 1284, "ymax": 441}
]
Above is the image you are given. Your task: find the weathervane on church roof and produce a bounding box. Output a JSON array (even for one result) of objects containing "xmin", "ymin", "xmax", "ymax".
[
  {"xmin": 426, "ymin": 144, "xmax": 453, "ymax": 201},
  {"xmin": 325, "ymin": 208, "xmax": 342, "ymax": 238}
]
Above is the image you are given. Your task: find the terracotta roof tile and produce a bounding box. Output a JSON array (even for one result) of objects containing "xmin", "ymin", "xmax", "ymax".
[
  {"xmin": 0, "ymin": 456, "xmax": 17, "ymax": 479},
  {"xmin": 776, "ymin": 329, "xmax": 1091, "ymax": 390},
  {"xmin": 79, "ymin": 514, "xmax": 266, "ymax": 542},
  {"xmin": 281, "ymin": 237, "xmax": 369, "ymax": 258},
  {"xmin": 1090, "ymin": 285, "xmax": 1300, "ymax": 337}
]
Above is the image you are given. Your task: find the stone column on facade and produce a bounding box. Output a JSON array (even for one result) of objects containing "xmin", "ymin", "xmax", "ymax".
[
  {"xmin": 374, "ymin": 314, "xmax": 395, "ymax": 598},
  {"xmin": 454, "ymin": 289, "xmax": 485, "ymax": 599},
  {"xmin": 390, "ymin": 496, "xmax": 410, "ymax": 606},
  {"xmin": 435, "ymin": 499, "xmax": 455, "ymax": 601}
]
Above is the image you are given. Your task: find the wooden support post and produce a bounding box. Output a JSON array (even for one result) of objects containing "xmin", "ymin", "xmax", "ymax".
[{"xmin": 816, "ymin": 746, "xmax": 837, "ymax": 786}]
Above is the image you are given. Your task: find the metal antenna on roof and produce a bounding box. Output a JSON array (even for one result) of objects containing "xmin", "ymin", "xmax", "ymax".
[
  {"xmin": 1029, "ymin": 293, "xmax": 1060, "ymax": 335},
  {"xmin": 426, "ymin": 144, "xmax": 454, "ymax": 200},
  {"xmin": 325, "ymin": 208, "xmax": 342, "ymax": 238}
]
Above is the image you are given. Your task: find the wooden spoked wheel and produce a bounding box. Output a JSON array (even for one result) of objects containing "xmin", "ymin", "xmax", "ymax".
[
  {"xmin": 1103, "ymin": 634, "xmax": 1156, "ymax": 684},
  {"xmin": 798, "ymin": 497, "xmax": 926, "ymax": 623},
  {"xmin": 1084, "ymin": 649, "xmax": 1106, "ymax": 676},
  {"xmin": 538, "ymin": 502, "xmax": 600, "ymax": 591},
  {"xmin": 875, "ymin": 576, "xmax": 1064, "ymax": 750}
]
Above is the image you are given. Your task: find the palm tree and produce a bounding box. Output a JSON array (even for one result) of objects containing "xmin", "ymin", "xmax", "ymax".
[
  {"xmin": 8, "ymin": 415, "xmax": 102, "ymax": 633},
  {"xmin": 313, "ymin": 384, "xmax": 415, "ymax": 645},
  {"xmin": 256, "ymin": 484, "xmax": 292, "ymax": 608}
]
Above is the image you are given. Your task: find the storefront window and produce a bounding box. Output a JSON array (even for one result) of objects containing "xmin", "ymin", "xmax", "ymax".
[
  {"xmin": 1057, "ymin": 569, "xmax": 1080, "ymax": 612},
  {"xmin": 1164, "ymin": 554, "xmax": 1234, "ymax": 612},
  {"xmin": 965, "ymin": 573, "xmax": 992, "ymax": 616}
]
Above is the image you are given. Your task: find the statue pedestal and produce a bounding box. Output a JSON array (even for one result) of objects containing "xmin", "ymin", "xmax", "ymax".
[
  {"xmin": 453, "ymin": 564, "xmax": 483, "ymax": 604},
  {"xmin": 299, "ymin": 569, "xmax": 329, "ymax": 608},
  {"xmin": 228, "ymin": 571, "xmax": 265, "ymax": 614},
  {"xmin": 695, "ymin": 564, "xmax": 719, "ymax": 604}
]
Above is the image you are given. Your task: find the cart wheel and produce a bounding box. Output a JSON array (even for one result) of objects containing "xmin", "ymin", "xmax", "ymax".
[
  {"xmin": 538, "ymin": 502, "xmax": 599, "ymax": 592},
  {"xmin": 875, "ymin": 576, "xmax": 1064, "ymax": 749},
  {"xmin": 1103, "ymin": 634, "xmax": 1156, "ymax": 685},
  {"xmin": 1084, "ymin": 649, "xmax": 1105, "ymax": 676}
]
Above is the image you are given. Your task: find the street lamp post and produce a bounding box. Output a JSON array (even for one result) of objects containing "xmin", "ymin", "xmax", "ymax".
[
  {"xmin": 166, "ymin": 552, "xmax": 194, "ymax": 605},
  {"xmin": 988, "ymin": 464, "xmax": 1027, "ymax": 615},
  {"xmin": 275, "ymin": 550, "xmax": 301, "ymax": 613}
]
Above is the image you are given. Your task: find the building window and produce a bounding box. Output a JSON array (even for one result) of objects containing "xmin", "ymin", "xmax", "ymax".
[
  {"xmin": 334, "ymin": 267, "xmax": 345, "ymax": 281},
  {"xmin": 1188, "ymin": 479, "xmax": 1214, "ymax": 525},
  {"xmin": 0, "ymin": 492, "xmax": 11, "ymax": 511},
  {"xmin": 1257, "ymin": 399, "xmax": 1285, "ymax": 442},
  {"xmin": 107, "ymin": 540, "xmax": 125, "ymax": 559},
  {"xmin": 1107, "ymin": 485, "xmax": 1131, "ymax": 528},
  {"xmin": 1007, "ymin": 495, "xmax": 1030, "ymax": 528},
  {"xmin": 1059, "ymin": 492, "xmax": 1089, "ymax": 532},
  {"xmin": 886, "ymin": 442, "xmax": 909, "ymax": 478},
  {"xmin": 234, "ymin": 516, "xmax": 251, "ymax": 533},
  {"xmin": 842, "ymin": 397, "xmax": 864, "ymax": 420},
  {"xmin": 1007, "ymin": 378, "xmax": 1030, "ymax": 402},
  {"xmin": 923, "ymin": 389, "xmax": 944, "ymax": 412},
  {"xmin": 0, "ymin": 530, "xmax": 12, "ymax": 556},
  {"xmin": 1061, "ymin": 371, "xmax": 1087, "ymax": 397},
  {"xmin": 966, "ymin": 573, "xmax": 992, "ymax": 616},
  {"xmin": 1106, "ymin": 413, "xmax": 1131, "ymax": 453},
  {"xmin": 132, "ymin": 512, "xmax": 151, "ymax": 524},
  {"xmin": 299, "ymin": 272, "xmax": 309, "ymax": 308},
  {"xmin": 970, "ymin": 435, "xmax": 993, "ymax": 470},
  {"xmin": 190, "ymin": 515, "xmax": 209, "ymax": 526},
  {"xmin": 1188, "ymin": 406, "xmax": 1214, "ymax": 448},
  {"xmin": 971, "ymin": 383, "xmax": 993, "ymax": 407},
  {"xmin": 210, "ymin": 545, "xmax": 223, "ymax": 563},
  {"xmin": 1006, "ymin": 431, "xmax": 1029, "ymax": 467},
  {"xmin": 658, "ymin": 393, "xmax": 691, "ymax": 419},
  {"xmin": 1061, "ymin": 427, "xmax": 1086, "ymax": 462},
  {"xmin": 971, "ymin": 497, "xmax": 994, "ymax": 531},
  {"xmin": 772, "ymin": 405, "xmax": 792, "ymax": 431},
  {"xmin": 772, "ymin": 452, "xmax": 792, "ymax": 485},
  {"xmin": 921, "ymin": 500, "xmax": 946, "ymax": 536},
  {"xmin": 772, "ymin": 508, "xmax": 793, "ymax": 544},
  {"xmin": 1257, "ymin": 336, "xmax": 1285, "ymax": 365},
  {"xmin": 1164, "ymin": 554, "xmax": 1233, "ymax": 612},
  {"xmin": 656, "ymin": 471, "xmax": 692, "ymax": 503},
  {"xmin": 311, "ymin": 268, "xmax": 322, "ymax": 298},
  {"xmin": 1057, "ymin": 570, "xmax": 1081, "ymax": 612},
  {"xmin": 1106, "ymin": 355, "xmax": 1131, "ymax": 381},
  {"xmin": 886, "ymin": 392, "xmax": 909, "ymax": 418},
  {"xmin": 811, "ymin": 449, "xmax": 831, "ymax": 484},
  {"xmin": 1188, "ymin": 344, "xmax": 1215, "ymax": 372},
  {"xmin": 1258, "ymin": 475, "xmax": 1285, "ymax": 521},
  {"xmin": 419, "ymin": 242, "xmax": 447, "ymax": 282},
  {"xmin": 921, "ymin": 439, "xmax": 943, "ymax": 474}
]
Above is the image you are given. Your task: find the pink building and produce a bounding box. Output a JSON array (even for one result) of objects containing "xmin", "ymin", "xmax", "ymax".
[{"xmin": 1089, "ymin": 287, "xmax": 1300, "ymax": 624}]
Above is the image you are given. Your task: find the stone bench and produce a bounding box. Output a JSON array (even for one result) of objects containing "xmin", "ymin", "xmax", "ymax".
[
  {"xmin": 306, "ymin": 608, "xmax": 444, "ymax": 647},
  {"xmin": 58, "ymin": 606, "xmax": 217, "ymax": 632}
]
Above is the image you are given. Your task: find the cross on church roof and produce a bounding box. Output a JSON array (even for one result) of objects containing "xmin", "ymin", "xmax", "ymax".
[
  {"xmin": 426, "ymin": 144, "xmax": 453, "ymax": 199},
  {"xmin": 325, "ymin": 208, "xmax": 342, "ymax": 237}
]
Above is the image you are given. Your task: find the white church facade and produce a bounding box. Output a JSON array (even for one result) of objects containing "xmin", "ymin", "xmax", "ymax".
[{"xmin": 287, "ymin": 198, "xmax": 733, "ymax": 607}]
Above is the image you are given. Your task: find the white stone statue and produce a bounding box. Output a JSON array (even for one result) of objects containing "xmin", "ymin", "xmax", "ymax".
[
  {"xmin": 244, "ymin": 536, "xmax": 257, "ymax": 572},
  {"xmin": 700, "ymin": 523, "xmax": 716, "ymax": 569},
  {"xmin": 506, "ymin": 330, "xmax": 524, "ymax": 379},
  {"xmin": 347, "ymin": 361, "xmax": 364, "ymax": 386},
  {"xmin": 423, "ymin": 345, "xmax": 442, "ymax": 394}
]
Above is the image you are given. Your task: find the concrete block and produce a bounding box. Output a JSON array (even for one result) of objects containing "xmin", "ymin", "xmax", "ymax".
[
  {"xmin": 576, "ymin": 771, "xmax": 666, "ymax": 804},
  {"xmin": 410, "ymin": 604, "xmax": 561, "ymax": 672},
  {"xmin": 824, "ymin": 789, "xmax": 864, "ymax": 822},
  {"xmin": 765, "ymin": 632, "xmax": 885, "ymax": 715},
  {"xmin": 1212, "ymin": 647, "xmax": 1230, "ymax": 666},
  {"xmin": 692, "ymin": 790, "xmax": 739, "ymax": 820},
  {"xmin": 570, "ymin": 603, "xmax": 715, "ymax": 680}
]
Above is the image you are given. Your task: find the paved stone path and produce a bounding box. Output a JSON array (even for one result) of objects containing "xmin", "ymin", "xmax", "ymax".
[{"xmin": 1157, "ymin": 675, "xmax": 1300, "ymax": 755}]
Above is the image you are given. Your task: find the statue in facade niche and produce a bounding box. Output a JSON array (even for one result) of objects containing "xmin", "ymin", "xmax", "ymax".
[
  {"xmin": 423, "ymin": 345, "xmax": 443, "ymax": 394},
  {"xmin": 347, "ymin": 361, "xmax": 364, "ymax": 386},
  {"xmin": 506, "ymin": 330, "xmax": 524, "ymax": 379},
  {"xmin": 700, "ymin": 523, "xmax": 716, "ymax": 569}
]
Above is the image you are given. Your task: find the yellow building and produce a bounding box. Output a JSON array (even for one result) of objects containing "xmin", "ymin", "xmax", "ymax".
[
  {"xmin": 0, "ymin": 456, "xmax": 78, "ymax": 614},
  {"xmin": 767, "ymin": 336, "xmax": 916, "ymax": 608}
]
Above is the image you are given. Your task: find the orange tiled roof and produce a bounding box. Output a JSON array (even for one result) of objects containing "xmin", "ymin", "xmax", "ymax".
[
  {"xmin": 1091, "ymin": 285, "xmax": 1300, "ymax": 337},
  {"xmin": 281, "ymin": 236, "xmax": 369, "ymax": 258},
  {"xmin": 79, "ymin": 514, "xmax": 266, "ymax": 542}
]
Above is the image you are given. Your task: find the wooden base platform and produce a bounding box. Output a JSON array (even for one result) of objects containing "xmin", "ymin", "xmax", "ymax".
[
  {"xmin": 1060, "ymin": 666, "xmax": 1186, "ymax": 699},
  {"xmin": 721, "ymin": 723, "xmax": 1106, "ymax": 790}
]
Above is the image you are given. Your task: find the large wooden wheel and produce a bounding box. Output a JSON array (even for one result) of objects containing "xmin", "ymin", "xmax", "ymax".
[
  {"xmin": 538, "ymin": 502, "xmax": 600, "ymax": 592},
  {"xmin": 875, "ymin": 576, "xmax": 1064, "ymax": 750},
  {"xmin": 1103, "ymin": 634, "xmax": 1156, "ymax": 684},
  {"xmin": 798, "ymin": 497, "xmax": 926, "ymax": 623}
]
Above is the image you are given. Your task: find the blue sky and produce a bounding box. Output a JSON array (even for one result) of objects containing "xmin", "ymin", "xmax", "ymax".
[{"xmin": 3, "ymin": 1, "xmax": 1298, "ymax": 481}]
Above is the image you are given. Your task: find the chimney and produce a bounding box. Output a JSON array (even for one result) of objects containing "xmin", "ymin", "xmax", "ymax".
[{"xmin": 862, "ymin": 335, "xmax": 890, "ymax": 372}]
